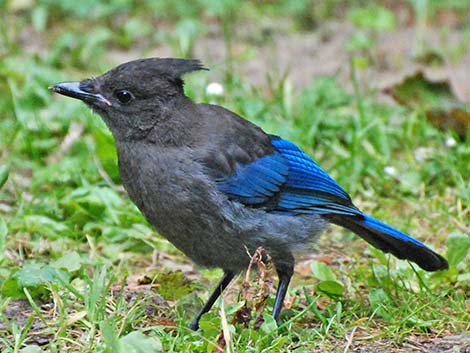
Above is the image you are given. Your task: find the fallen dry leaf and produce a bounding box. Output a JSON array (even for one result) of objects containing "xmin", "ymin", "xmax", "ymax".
[
  {"xmin": 384, "ymin": 71, "xmax": 470, "ymax": 137},
  {"xmin": 233, "ymin": 247, "xmax": 275, "ymax": 329}
]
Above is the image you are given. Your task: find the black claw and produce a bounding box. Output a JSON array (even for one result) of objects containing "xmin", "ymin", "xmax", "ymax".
[{"xmin": 189, "ymin": 320, "xmax": 199, "ymax": 331}]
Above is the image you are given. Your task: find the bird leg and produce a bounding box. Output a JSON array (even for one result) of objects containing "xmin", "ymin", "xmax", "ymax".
[
  {"xmin": 189, "ymin": 271, "xmax": 235, "ymax": 331},
  {"xmin": 272, "ymin": 264, "xmax": 293, "ymax": 323}
]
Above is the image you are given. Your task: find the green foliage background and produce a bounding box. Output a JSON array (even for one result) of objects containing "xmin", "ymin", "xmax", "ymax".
[{"xmin": 0, "ymin": 1, "xmax": 469, "ymax": 352}]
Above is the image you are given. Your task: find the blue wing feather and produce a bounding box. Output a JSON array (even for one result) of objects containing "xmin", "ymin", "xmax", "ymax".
[
  {"xmin": 217, "ymin": 136, "xmax": 359, "ymax": 216},
  {"xmin": 217, "ymin": 152, "xmax": 288, "ymax": 204},
  {"xmin": 215, "ymin": 136, "xmax": 448, "ymax": 271},
  {"xmin": 271, "ymin": 138, "xmax": 350, "ymax": 200}
]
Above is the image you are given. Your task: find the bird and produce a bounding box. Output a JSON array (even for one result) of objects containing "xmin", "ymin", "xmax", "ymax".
[{"xmin": 49, "ymin": 57, "xmax": 448, "ymax": 331}]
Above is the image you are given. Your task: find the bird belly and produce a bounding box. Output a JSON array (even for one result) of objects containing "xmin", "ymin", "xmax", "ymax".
[{"xmin": 134, "ymin": 186, "xmax": 327, "ymax": 271}]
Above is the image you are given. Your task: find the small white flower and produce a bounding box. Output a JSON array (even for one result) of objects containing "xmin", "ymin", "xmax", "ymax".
[
  {"xmin": 414, "ymin": 147, "xmax": 433, "ymax": 161},
  {"xmin": 206, "ymin": 82, "xmax": 224, "ymax": 96},
  {"xmin": 445, "ymin": 137, "xmax": 457, "ymax": 148},
  {"xmin": 384, "ymin": 166, "xmax": 397, "ymax": 177}
]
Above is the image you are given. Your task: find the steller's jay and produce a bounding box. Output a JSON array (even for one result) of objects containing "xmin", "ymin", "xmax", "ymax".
[{"xmin": 50, "ymin": 58, "xmax": 448, "ymax": 330}]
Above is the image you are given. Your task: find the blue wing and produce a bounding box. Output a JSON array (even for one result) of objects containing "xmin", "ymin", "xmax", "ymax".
[
  {"xmin": 216, "ymin": 135, "xmax": 448, "ymax": 271},
  {"xmin": 217, "ymin": 151, "xmax": 288, "ymax": 204},
  {"xmin": 217, "ymin": 136, "xmax": 360, "ymax": 216}
]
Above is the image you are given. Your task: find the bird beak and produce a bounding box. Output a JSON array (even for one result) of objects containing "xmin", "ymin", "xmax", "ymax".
[{"xmin": 49, "ymin": 81, "xmax": 112, "ymax": 106}]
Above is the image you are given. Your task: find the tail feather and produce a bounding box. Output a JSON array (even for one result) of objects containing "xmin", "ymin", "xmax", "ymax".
[{"xmin": 325, "ymin": 213, "xmax": 448, "ymax": 271}]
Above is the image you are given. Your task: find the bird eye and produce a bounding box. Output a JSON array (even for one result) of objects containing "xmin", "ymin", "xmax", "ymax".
[{"xmin": 114, "ymin": 89, "xmax": 134, "ymax": 104}]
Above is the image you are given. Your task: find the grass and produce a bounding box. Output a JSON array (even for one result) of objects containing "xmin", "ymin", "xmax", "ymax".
[{"xmin": 1, "ymin": 1, "xmax": 470, "ymax": 352}]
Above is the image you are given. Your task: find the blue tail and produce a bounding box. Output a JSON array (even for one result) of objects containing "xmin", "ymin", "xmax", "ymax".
[{"xmin": 325, "ymin": 213, "xmax": 448, "ymax": 271}]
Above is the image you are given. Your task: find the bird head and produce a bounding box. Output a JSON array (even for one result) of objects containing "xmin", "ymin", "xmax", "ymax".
[{"xmin": 49, "ymin": 57, "xmax": 207, "ymax": 140}]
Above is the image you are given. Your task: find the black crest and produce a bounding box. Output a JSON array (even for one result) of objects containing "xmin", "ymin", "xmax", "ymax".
[
  {"xmin": 159, "ymin": 58, "xmax": 208, "ymax": 79},
  {"xmin": 110, "ymin": 57, "xmax": 208, "ymax": 82}
]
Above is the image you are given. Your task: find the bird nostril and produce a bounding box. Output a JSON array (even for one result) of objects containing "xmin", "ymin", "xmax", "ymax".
[{"xmin": 79, "ymin": 79, "xmax": 95, "ymax": 93}]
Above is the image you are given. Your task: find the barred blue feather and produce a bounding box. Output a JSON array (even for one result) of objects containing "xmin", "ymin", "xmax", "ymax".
[{"xmin": 218, "ymin": 135, "xmax": 359, "ymax": 216}]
